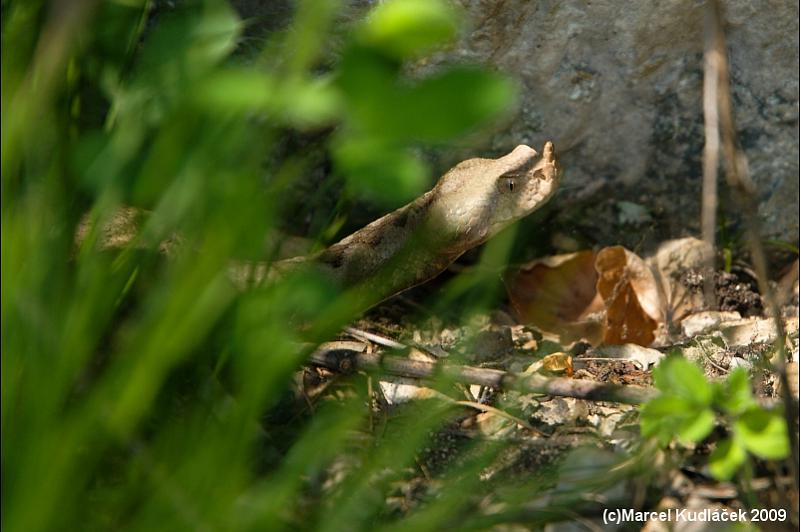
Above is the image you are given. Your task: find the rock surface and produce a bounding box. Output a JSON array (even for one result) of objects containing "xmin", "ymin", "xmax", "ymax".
[
  {"xmin": 231, "ymin": 0, "xmax": 799, "ymax": 251},
  {"xmin": 434, "ymin": 0, "xmax": 799, "ymax": 250}
]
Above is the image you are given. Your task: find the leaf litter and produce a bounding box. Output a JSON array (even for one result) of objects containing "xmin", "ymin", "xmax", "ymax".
[{"xmin": 300, "ymin": 237, "xmax": 797, "ymax": 526}]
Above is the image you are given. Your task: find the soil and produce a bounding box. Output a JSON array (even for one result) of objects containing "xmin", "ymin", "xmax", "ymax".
[{"xmin": 301, "ymin": 259, "xmax": 799, "ymax": 528}]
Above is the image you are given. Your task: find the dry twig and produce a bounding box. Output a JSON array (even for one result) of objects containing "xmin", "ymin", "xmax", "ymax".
[
  {"xmin": 309, "ymin": 343, "xmax": 657, "ymax": 405},
  {"xmin": 704, "ymin": 0, "xmax": 799, "ymax": 487}
]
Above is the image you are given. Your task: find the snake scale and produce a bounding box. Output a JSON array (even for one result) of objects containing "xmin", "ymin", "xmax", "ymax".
[
  {"xmin": 86, "ymin": 142, "xmax": 559, "ymax": 307},
  {"xmin": 246, "ymin": 142, "xmax": 559, "ymax": 306}
]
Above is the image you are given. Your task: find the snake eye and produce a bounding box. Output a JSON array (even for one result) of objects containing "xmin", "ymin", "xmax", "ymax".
[{"xmin": 499, "ymin": 177, "xmax": 516, "ymax": 193}]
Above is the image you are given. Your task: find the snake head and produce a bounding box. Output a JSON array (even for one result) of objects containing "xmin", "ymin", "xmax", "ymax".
[
  {"xmin": 432, "ymin": 141, "xmax": 560, "ymax": 250},
  {"xmin": 490, "ymin": 141, "xmax": 559, "ymax": 226}
]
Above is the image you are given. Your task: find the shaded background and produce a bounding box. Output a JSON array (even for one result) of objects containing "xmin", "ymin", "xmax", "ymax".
[
  {"xmin": 3, "ymin": 1, "xmax": 797, "ymax": 531},
  {"xmin": 235, "ymin": 0, "xmax": 799, "ymax": 256}
]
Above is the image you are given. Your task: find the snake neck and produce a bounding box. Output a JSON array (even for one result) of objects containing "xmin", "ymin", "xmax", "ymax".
[{"xmin": 313, "ymin": 190, "xmax": 463, "ymax": 298}]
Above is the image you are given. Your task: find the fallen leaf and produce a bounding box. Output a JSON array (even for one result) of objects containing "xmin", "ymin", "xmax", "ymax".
[
  {"xmin": 719, "ymin": 316, "xmax": 798, "ymax": 347},
  {"xmin": 592, "ymin": 344, "xmax": 664, "ymax": 370},
  {"xmin": 596, "ymin": 246, "xmax": 663, "ymax": 346},
  {"xmin": 541, "ymin": 352, "xmax": 574, "ymax": 376},
  {"xmin": 507, "ymin": 239, "xmax": 721, "ymax": 347},
  {"xmin": 681, "ymin": 310, "xmax": 741, "ymax": 338},
  {"xmin": 506, "ymin": 251, "xmax": 604, "ymax": 344},
  {"xmin": 647, "ymin": 237, "xmax": 713, "ymax": 323},
  {"xmin": 525, "ymin": 352, "xmax": 574, "ymax": 377}
]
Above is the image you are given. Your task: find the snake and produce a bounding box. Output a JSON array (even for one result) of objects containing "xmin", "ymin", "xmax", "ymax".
[
  {"xmin": 84, "ymin": 142, "xmax": 559, "ymax": 307},
  {"xmin": 242, "ymin": 142, "xmax": 559, "ymax": 306}
]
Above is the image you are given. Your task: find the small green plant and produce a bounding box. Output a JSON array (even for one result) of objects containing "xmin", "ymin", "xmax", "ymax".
[
  {"xmin": 640, "ymin": 356, "xmax": 790, "ymax": 480},
  {"xmin": 717, "ymin": 214, "xmax": 744, "ymax": 272}
]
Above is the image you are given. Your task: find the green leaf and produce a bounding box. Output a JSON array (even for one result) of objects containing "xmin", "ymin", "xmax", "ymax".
[
  {"xmin": 281, "ymin": 77, "xmax": 343, "ymax": 127},
  {"xmin": 653, "ymin": 356, "xmax": 712, "ymax": 406},
  {"xmin": 640, "ymin": 395, "xmax": 692, "ymax": 445},
  {"xmin": 106, "ymin": 0, "xmax": 242, "ymax": 132},
  {"xmin": 709, "ymin": 438, "xmax": 747, "ymax": 480},
  {"xmin": 641, "ymin": 394, "xmax": 716, "ymax": 446},
  {"xmin": 676, "ymin": 408, "xmax": 715, "ymax": 444},
  {"xmin": 333, "ymin": 138, "xmax": 429, "ymax": 206},
  {"xmin": 194, "ymin": 71, "xmax": 342, "ymax": 126},
  {"xmin": 193, "ymin": 69, "xmax": 277, "ymax": 113},
  {"xmin": 734, "ymin": 408, "xmax": 790, "ymax": 460},
  {"xmin": 133, "ymin": 0, "xmax": 241, "ymax": 85},
  {"xmin": 359, "ymin": 0, "xmax": 460, "ymax": 59},
  {"xmin": 337, "ymin": 45, "xmax": 400, "ymax": 122},
  {"xmin": 396, "ymin": 68, "xmax": 516, "ymax": 142},
  {"xmin": 716, "ymin": 368, "xmax": 755, "ymax": 415},
  {"xmin": 339, "ymin": 63, "xmax": 515, "ymax": 142},
  {"xmin": 93, "ymin": 2, "xmax": 150, "ymax": 65},
  {"xmin": 282, "ymin": 0, "xmax": 341, "ymax": 76},
  {"xmin": 126, "ymin": 0, "xmax": 241, "ymax": 109}
]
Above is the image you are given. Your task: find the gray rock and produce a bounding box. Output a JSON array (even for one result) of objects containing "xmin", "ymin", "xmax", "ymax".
[
  {"xmin": 428, "ymin": 0, "xmax": 799, "ymax": 249},
  {"xmin": 681, "ymin": 310, "xmax": 742, "ymax": 337},
  {"xmin": 232, "ymin": 0, "xmax": 799, "ymax": 249}
]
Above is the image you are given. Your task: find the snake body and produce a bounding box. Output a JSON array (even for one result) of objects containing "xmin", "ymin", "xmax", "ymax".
[
  {"xmin": 270, "ymin": 142, "xmax": 559, "ymax": 305},
  {"xmin": 85, "ymin": 143, "xmax": 559, "ymax": 306}
]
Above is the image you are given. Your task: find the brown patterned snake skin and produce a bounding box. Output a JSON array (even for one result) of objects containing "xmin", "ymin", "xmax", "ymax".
[
  {"xmin": 86, "ymin": 143, "xmax": 559, "ymax": 307},
  {"xmin": 247, "ymin": 141, "xmax": 560, "ymax": 306}
]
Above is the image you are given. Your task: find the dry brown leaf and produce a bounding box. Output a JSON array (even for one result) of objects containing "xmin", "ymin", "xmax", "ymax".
[
  {"xmin": 592, "ymin": 344, "xmax": 664, "ymax": 370},
  {"xmin": 523, "ymin": 352, "xmax": 573, "ymax": 376},
  {"xmin": 646, "ymin": 237, "xmax": 713, "ymax": 324},
  {"xmin": 506, "ymin": 251, "xmax": 604, "ymax": 344},
  {"xmin": 595, "ymin": 246, "xmax": 663, "ymax": 346},
  {"xmin": 507, "ymin": 241, "xmax": 714, "ymax": 347},
  {"xmin": 541, "ymin": 352, "xmax": 574, "ymax": 376}
]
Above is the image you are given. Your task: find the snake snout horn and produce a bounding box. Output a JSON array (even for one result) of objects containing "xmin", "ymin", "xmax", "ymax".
[{"xmin": 542, "ymin": 141, "xmax": 554, "ymax": 163}]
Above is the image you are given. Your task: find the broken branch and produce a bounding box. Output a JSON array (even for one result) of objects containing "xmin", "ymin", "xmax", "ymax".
[{"xmin": 309, "ymin": 343, "xmax": 657, "ymax": 405}]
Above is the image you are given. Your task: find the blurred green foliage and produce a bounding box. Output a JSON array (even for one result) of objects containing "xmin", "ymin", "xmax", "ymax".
[
  {"xmin": 0, "ymin": 1, "xmax": 543, "ymax": 530},
  {"xmin": 8, "ymin": 0, "xmax": 786, "ymax": 530},
  {"xmin": 640, "ymin": 356, "xmax": 789, "ymax": 481}
]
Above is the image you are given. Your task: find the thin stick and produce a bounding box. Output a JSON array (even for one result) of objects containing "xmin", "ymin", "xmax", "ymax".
[
  {"xmin": 344, "ymin": 326, "xmax": 447, "ymax": 358},
  {"xmin": 309, "ymin": 346, "xmax": 657, "ymax": 405},
  {"xmin": 702, "ymin": 2, "xmax": 721, "ymax": 308},
  {"xmin": 705, "ymin": 0, "xmax": 799, "ymax": 487},
  {"xmin": 344, "ymin": 327, "xmax": 407, "ymax": 350}
]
